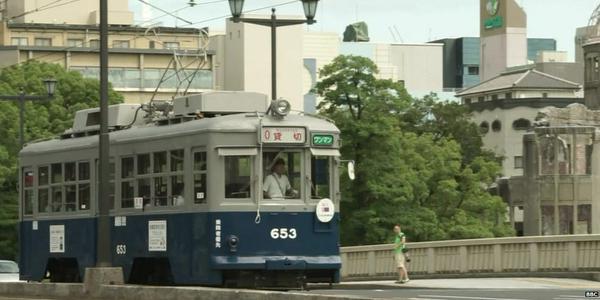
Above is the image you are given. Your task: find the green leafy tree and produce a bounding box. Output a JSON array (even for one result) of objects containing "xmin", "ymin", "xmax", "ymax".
[
  {"xmin": 315, "ymin": 55, "xmax": 513, "ymax": 246},
  {"xmin": 0, "ymin": 61, "xmax": 123, "ymax": 260}
]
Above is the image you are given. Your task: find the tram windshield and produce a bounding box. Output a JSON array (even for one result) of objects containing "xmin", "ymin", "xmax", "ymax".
[{"xmin": 262, "ymin": 151, "xmax": 302, "ymax": 200}]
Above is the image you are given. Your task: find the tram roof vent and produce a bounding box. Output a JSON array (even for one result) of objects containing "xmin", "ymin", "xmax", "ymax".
[
  {"xmin": 172, "ymin": 91, "xmax": 269, "ymax": 116},
  {"xmin": 64, "ymin": 104, "xmax": 143, "ymax": 137}
]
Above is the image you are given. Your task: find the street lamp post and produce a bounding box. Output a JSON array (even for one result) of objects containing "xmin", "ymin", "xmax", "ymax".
[
  {"xmin": 0, "ymin": 79, "xmax": 57, "ymax": 148},
  {"xmin": 228, "ymin": 0, "xmax": 319, "ymax": 101}
]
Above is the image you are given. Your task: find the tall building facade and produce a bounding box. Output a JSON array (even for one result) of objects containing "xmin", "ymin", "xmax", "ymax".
[
  {"xmin": 433, "ymin": 37, "xmax": 557, "ymax": 90},
  {"xmin": 209, "ymin": 18, "xmax": 305, "ymax": 111},
  {"xmin": 480, "ymin": 0, "xmax": 528, "ymax": 81},
  {"xmin": 338, "ymin": 42, "xmax": 444, "ymax": 95},
  {"xmin": 0, "ymin": 0, "xmax": 214, "ymax": 103}
]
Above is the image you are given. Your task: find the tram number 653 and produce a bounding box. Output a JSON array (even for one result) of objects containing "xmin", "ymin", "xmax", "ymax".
[
  {"xmin": 115, "ymin": 244, "xmax": 127, "ymax": 255},
  {"xmin": 270, "ymin": 228, "xmax": 297, "ymax": 239}
]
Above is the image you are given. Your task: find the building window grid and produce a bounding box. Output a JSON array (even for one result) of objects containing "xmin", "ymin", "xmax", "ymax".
[
  {"xmin": 120, "ymin": 150, "xmax": 185, "ymax": 209},
  {"xmin": 71, "ymin": 67, "xmax": 213, "ymax": 90},
  {"xmin": 514, "ymin": 156, "xmax": 524, "ymax": 169},
  {"xmin": 89, "ymin": 39, "xmax": 100, "ymax": 48},
  {"xmin": 164, "ymin": 42, "xmax": 180, "ymax": 50},
  {"xmin": 112, "ymin": 40, "xmax": 130, "ymax": 48},
  {"xmin": 34, "ymin": 38, "xmax": 52, "ymax": 46},
  {"xmin": 11, "ymin": 37, "xmax": 28, "ymax": 46},
  {"xmin": 67, "ymin": 38, "xmax": 84, "ymax": 47}
]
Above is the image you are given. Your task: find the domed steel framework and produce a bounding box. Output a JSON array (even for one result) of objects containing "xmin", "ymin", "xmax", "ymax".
[{"xmin": 587, "ymin": 3, "xmax": 600, "ymax": 41}]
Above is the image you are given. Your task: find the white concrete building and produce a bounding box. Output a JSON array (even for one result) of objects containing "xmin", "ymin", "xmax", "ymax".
[
  {"xmin": 211, "ymin": 20, "xmax": 445, "ymax": 112},
  {"xmin": 210, "ymin": 17, "xmax": 305, "ymax": 111},
  {"xmin": 338, "ymin": 42, "xmax": 444, "ymax": 94},
  {"xmin": 456, "ymin": 67, "xmax": 582, "ymax": 177},
  {"xmin": 535, "ymin": 51, "xmax": 568, "ymax": 63}
]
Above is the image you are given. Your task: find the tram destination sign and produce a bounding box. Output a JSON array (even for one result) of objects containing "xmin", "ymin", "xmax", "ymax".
[{"xmin": 261, "ymin": 127, "xmax": 306, "ymax": 144}]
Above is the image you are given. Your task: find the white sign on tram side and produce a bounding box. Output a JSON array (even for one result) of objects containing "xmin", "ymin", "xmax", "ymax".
[
  {"xmin": 49, "ymin": 225, "xmax": 65, "ymax": 253},
  {"xmin": 148, "ymin": 220, "xmax": 167, "ymax": 252}
]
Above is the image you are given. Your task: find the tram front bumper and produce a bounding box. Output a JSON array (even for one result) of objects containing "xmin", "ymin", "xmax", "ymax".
[{"xmin": 211, "ymin": 255, "xmax": 341, "ymax": 270}]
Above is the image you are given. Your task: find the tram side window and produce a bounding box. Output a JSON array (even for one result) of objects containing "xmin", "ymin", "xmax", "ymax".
[
  {"xmin": 65, "ymin": 162, "xmax": 76, "ymax": 182},
  {"xmin": 38, "ymin": 188, "xmax": 49, "ymax": 213},
  {"xmin": 120, "ymin": 150, "xmax": 185, "ymax": 208},
  {"xmin": 154, "ymin": 151, "xmax": 167, "ymax": 173},
  {"xmin": 153, "ymin": 176, "xmax": 168, "ymax": 206},
  {"xmin": 172, "ymin": 175, "xmax": 185, "ymax": 206},
  {"xmin": 121, "ymin": 181, "xmax": 134, "ymax": 208},
  {"xmin": 65, "ymin": 185, "xmax": 77, "ymax": 211},
  {"xmin": 22, "ymin": 168, "xmax": 34, "ymax": 216},
  {"xmin": 79, "ymin": 183, "xmax": 90, "ymax": 210},
  {"xmin": 121, "ymin": 156, "xmax": 135, "ymax": 208},
  {"xmin": 311, "ymin": 156, "xmax": 331, "ymax": 199},
  {"xmin": 168, "ymin": 150, "xmax": 185, "ymax": 206},
  {"xmin": 39, "ymin": 166, "xmax": 49, "ymax": 186},
  {"xmin": 77, "ymin": 161, "xmax": 91, "ymax": 210},
  {"xmin": 51, "ymin": 186, "xmax": 63, "ymax": 212},
  {"xmin": 51, "ymin": 163, "xmax": 62, "ymax": 183},
  {"xmin": 193, "ymin": 151, "xmax": 207, "ymax": 204},
  {"xmin": 137, "ymin": 154, "xmax": 150, "ymax": 175},
  {"xmin": 138, "ymin": 178, "xmax": 151, "ymax": 207},
  {"xmin": 225, "ymin": 156, "xmax": 252, "ymax": 199}
]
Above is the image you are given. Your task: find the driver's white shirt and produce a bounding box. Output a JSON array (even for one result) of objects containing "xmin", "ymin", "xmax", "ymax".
[{"xmin": 263, "ymin": 173, "xmax": 291, "ymax": 199}]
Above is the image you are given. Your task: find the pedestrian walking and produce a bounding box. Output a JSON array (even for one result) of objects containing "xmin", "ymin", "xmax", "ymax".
[{"xmin": 393, "ymin": 224, "xmax": 410, "ymax": 283}]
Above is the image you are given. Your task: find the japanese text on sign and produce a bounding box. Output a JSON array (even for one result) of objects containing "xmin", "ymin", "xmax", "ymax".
[
  {"xmin": 148, "ymin": 220, "xmax": 167, "ymax": 251},
  {"xmin": 261, "ymin": 127, "xmax": 306, "ymax": 144},
  {"xmin": 49, "ymin": 225, "xmax": 65, "ymax": 253}
]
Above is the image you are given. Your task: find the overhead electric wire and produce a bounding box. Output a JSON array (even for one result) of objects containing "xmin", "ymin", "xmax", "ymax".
[
  {"xmin": 137, "ymin": 0, "xmax": 193, "ymax": 25},
  {"xmin": 0, "ymin": 0, "xmax": 300, "ymax": 70},
  {"xmin": 134, "ymin": 5, "xmax": 190, "ymax": 26},
  {"xmin": 182, "ymin": 0, "xmax": 298, "ymax": 27},
  {"xmin": 8, "ymin": 0, "xmax": 83, "ymax": 21},
  {"xmin": 135, "ymin": 0, "xmax": 227, "ymax": 26}
]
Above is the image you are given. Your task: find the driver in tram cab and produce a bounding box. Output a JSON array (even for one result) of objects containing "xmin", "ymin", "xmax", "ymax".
[{"xmin": 263, "ymin": 158, "xmax": 298, "ymax": 199}]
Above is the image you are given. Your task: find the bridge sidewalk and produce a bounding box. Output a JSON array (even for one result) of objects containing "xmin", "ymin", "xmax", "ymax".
[{"xmin": 332, "ymin": 277, "xmax": 600, "ymax": 290}]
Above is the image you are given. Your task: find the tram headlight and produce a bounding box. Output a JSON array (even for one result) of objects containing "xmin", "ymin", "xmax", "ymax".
[
  {"xmin": 228, "ymin": 235, "xmax": 239, "ymax": 253},
  {"xmin": 271, "ymin": 99, "xmax": 291, "ymax": 117}
]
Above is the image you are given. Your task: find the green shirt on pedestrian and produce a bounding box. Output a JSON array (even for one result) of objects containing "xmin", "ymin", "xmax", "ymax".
[{"xmin": 394, "ymin": 232, "xmax": 406, "ymax": 254}]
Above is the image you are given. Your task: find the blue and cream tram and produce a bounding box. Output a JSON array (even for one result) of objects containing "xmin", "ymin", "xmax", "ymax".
[{"xmin": 18, "ymin": 92, "xmax": 342, "ymax": 287}]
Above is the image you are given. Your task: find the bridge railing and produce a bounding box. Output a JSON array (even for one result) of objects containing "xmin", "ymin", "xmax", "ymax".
[{"xmin": 340, "ymin": 234, "xmax": 600, "ymax": 280}]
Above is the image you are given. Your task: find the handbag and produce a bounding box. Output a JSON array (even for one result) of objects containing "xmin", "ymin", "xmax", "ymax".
[{"xmin": 402, "ymin": 248, "xmax": 410, "ymax": 262}]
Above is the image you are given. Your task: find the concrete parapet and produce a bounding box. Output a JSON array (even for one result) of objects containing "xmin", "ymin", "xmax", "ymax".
[
  {"xmin": 341, "ymin": 234, "xmax": 600, "ymax": 281},
  {"xmin": 0, "ymin": 282, "xmax": 368, "ymax": 300}
]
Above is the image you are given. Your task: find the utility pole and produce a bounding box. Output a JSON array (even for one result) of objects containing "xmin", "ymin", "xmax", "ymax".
[
  {"xmin": 97, "ymin": 0, "xmax": 111, "ymax": 267},
  {"xmin": 83, "ymin": 0, "xmax": 123, "ymax": 290}
]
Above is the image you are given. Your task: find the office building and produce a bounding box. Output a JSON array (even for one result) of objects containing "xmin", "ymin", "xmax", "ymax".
[
  {"xmin": 0, "ymin": 0, "xmax": 214, "ymax": 103},
  {"xmin": 338, "ymin": 42, "xmax": 444, "ymax": 95},
  {"xmin": 209, "ymin": 17, "xmax": 304, "ymax": 111},
  {"xmin": 433, "ymin": 37, "xmax": 557, "ymax": 90}
]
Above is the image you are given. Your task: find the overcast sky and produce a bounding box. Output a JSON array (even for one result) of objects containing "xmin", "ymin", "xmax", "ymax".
[{"xmin": 129, "ymin": 0, "xmax": 600, "ymax": 61}]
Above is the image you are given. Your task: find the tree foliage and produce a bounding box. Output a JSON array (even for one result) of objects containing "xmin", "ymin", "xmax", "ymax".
[
  {"xmin": 315, "ymin": 55, "xmax": 513, "ymax": 245},
  {"xmin": 0, "ymin": 61, "xmax": 123, "ymax": 260}
]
